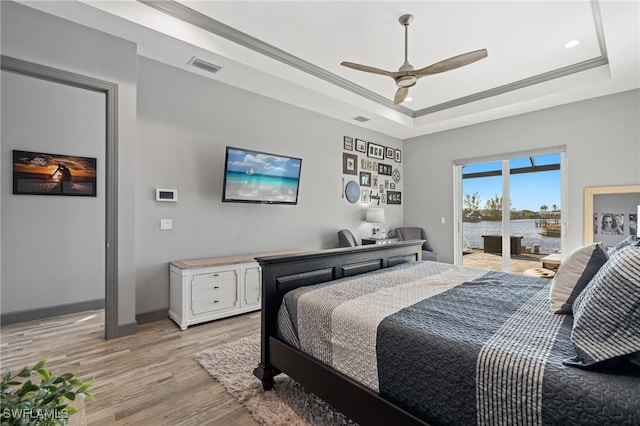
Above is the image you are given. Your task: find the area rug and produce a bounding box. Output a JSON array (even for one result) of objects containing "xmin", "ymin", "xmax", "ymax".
[{"xmin": 195, "ymin": 333, "xmax": 355, "ymax": 426}]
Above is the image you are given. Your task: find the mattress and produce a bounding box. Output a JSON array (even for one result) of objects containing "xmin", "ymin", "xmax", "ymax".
[{"xmin": 277, "ymin": 261, "xmax": 640, "ymax": 425}]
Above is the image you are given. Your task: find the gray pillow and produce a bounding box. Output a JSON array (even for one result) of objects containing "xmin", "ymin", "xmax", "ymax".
[
  {"xmin": 548, "ymin": 243, "xmax": 608, "ymax": 314},
  {"xmin": 608, "ymin": 235, "xmax": 639, "ymax": 256},
  {"xmin": 564, "ymin": 245, "xmax": 640, "ymax": 368}
]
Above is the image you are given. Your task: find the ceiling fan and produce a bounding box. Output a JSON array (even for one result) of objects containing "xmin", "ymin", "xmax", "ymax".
[{"xmin": 341, "ymin": 14, "xmax": 488, "ymax": 105}]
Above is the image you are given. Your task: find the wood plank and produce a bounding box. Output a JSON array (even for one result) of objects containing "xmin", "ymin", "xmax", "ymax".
[{"xmin": 0, "ymin": 310, "xmax": 260, "ymax": 425}]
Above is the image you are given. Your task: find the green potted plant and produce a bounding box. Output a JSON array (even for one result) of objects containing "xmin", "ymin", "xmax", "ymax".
[{"xmin": 1, "ymin": 359, "xmax": 93, "ymax": 425}]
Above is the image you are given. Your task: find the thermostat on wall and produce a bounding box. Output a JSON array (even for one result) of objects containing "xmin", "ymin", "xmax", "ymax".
[{"xmin": 156, "ymin": 188, "xmax": 178, "ymax": 202}]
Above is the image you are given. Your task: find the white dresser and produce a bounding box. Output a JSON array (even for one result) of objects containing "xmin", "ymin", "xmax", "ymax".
[{"xmin": 169, "ymin": 250, "xmax": 300, "ymax": 330}]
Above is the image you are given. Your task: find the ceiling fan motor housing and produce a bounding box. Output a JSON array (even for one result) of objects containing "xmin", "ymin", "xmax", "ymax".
[{"xmin": 396, "ymin": 75, "xmax": 417, "ymax": 88}]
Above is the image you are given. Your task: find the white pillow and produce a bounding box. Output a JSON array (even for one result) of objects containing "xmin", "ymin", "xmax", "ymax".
[{"xmin": 549, "ymin": 243, "xmax": 608, "ymax": 314}]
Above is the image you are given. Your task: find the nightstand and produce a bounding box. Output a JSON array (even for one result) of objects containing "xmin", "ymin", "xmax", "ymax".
[{"xmin": 361, "ymin": 238, "xmax": 399, "ymax": 245}]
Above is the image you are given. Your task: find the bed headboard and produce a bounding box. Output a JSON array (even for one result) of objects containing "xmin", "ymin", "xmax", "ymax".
[{"xmin": 254, "ymin": 240, "xmax": 424, "ymax": 365}]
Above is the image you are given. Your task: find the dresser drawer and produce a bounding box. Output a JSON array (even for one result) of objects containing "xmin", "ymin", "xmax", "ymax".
[
  {"xmin": 198, "ymin": 270, "xmax": 237, "ymax": 283},
  {"xmin": 191, "ymin": 271, "xmax": 238, "ymax": 315}
]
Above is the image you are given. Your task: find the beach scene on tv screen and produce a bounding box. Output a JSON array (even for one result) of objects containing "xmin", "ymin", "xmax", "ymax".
[{"xmin": 225, "ymin": 149, "xmax": 301, "ymax": 203}]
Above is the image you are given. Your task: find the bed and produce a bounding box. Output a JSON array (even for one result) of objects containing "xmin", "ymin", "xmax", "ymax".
[{"xmin": 252, "ymin": 240, "xmax": 640, "ymax": 425}]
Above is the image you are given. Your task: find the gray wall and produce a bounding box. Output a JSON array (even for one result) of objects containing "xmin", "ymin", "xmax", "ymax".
[
  {"xmin": 135, "ymin": 57, "xmax": 402, "ymax": 316},
  {"xmin": 1, "ymin": 70, "xmax": 105, "ymax": 314},
  {"xmin": 6, "ymin": 1, "xmax": 636, "ymax": 325},
  {"xmin": 403, "ymin": 89, "xmax": 640, "ymax": 264},
  {"xmin": 0, "ymin": 2, "xmax": 402, "ymax": 323},
  {"xmin": 1, "ymin": 1, "xmax": 138, "ymax": 326}
]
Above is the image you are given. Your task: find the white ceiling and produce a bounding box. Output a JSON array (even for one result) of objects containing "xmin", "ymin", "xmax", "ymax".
[{"xmin": 19, "ymin": 0, "xmax": 640, "ymax": 139}]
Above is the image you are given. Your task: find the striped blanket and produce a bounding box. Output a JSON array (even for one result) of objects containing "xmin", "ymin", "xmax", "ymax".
[{"xmin": 278, "ymin": 261, "xmax": 640, "ymax": 425}]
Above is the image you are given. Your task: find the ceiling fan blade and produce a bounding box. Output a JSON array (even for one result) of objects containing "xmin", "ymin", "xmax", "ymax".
[
  {"xmin": 394, "ymin": 87, "xmax": 409, "ymax": 105},
  {"xmin": 414, "ymin": 49, "xmax": 488, "ymax": 78},
  {"xmin": 341, "ymin": 61, "xmax": 399, "ymax": 78}
]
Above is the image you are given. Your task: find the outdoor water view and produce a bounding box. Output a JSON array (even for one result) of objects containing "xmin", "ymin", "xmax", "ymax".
[
  {"xmin": 462, "ymin": 204, "xmax": 561, "ymax": 255},
  {"xmin": 462, "ymin": 154, "xmax": 561, "ymax": 272}
]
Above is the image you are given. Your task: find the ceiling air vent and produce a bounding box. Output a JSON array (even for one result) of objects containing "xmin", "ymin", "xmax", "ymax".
[
  {"xmin": 188, "ymin": 57, "xmax": 222, "ymax": 74},
  {"xmin": 353, "ymin": 116, "xmax": 370, "ymax": 123}
]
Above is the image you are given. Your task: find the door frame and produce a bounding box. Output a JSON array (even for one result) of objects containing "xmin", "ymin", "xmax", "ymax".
[
  {"xmin": 453, "ymin": 146, "xmax": 567, "ymax": 270},
  {"xmin": 1, "ymin": 55, "xmax": 120, "ymax": 339}
]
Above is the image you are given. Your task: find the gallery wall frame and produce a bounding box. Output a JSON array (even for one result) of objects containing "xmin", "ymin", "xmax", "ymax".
[
  {"xmin": 378, "ymin": 163, "xmax": 392, "ymax": 176},
  {"xmin": 385, "ymin": 147, "xmax": 394, "ymax": 159},
  {"xmin": 343, "ymin": 153, "xmax": 358, "ymax": 175},
  {"xmin": 387, "ymin": 191, "xmax": 402, "ymax": 205},
  {"xmin": 367, "ymin": 142, "xmax": 384, "ymax": 159},
  {"xmin": 343, "ymin": 136, "xmax": 353, "ymax": 151},
  {"xmin": 13, "ymin": 150, "xmax": 97, "ymax": 196},
  {"xmin": 584, "ymin": 184, "xmax": 640, "ymax": 244},
  {"xmin": 359, "ymin": 171, "xmax": 371, "ymax": 187}
]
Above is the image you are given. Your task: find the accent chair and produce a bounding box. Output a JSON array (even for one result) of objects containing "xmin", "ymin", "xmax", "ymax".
[
  {"xmin": 337, "ymin": 229, "xmax": 359, "ymax": 248},
  {"xmin": 394, "ymin": 227, "xmax": 439, "ymax": 261}
]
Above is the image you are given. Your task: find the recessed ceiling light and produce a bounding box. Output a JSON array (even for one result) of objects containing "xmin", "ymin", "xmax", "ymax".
[
  {"xmin": 404, "ymin": 97, "xmax": 413, "ymax": 102},
  {"xmin": 564, "ymin": 40, "xmax": 580, "ymax": 48}
]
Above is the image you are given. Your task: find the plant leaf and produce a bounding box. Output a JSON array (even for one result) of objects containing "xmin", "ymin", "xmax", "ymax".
[
  {"xmin": 59, "ymin": 373, "xmax": 74, "ymax": 382},
  {"xmin": 82, "ymin": 391, "xmax": 95, "ymax": 401},
  {"xmin": 16, "ymin": 367, "xmax": 31, "ymax": 378},
  {"xmin": 20, "ymin": 390, "xmax": 37, "ymax": 401},
  {"xmin": 37, "ymin": 369, "xmax": 51, "ymax": 381},
  {"xmin": 19, "ymin": 380, "xmax": 35, "ymax": 393},
  {"xmin": 33, "ymin": 359, "xmax": 47, "ymax": 370},
  {"xmin": 76, "ymin": 383, "xmax": 92, "ymax": 394}
]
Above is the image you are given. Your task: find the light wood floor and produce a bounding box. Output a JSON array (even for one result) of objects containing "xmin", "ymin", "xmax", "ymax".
[{"xmin": 0, "ymin": 310, "xmax": 260, "ymax": 425}]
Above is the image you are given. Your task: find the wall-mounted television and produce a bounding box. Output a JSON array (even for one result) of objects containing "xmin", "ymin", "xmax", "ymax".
[{"xmin": 222, "ymin": 146, "xmax": 302, "ymax": 205}]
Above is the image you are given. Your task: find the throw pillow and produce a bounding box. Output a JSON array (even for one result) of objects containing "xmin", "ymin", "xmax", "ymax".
[
  {"xmin": 548, "ymin": 243, "xmax": 608, "ymax": 314},
  {"xmin": 564, "ymin": 245, "xmax": 640, "ymax": 368},
  {"xmin": 608, "ymin": 235, "xmax": 639, "ymax": 256}
]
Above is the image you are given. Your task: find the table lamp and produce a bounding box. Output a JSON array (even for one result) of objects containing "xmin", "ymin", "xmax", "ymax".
[{"xmin": 366, "ymin": 208, "xmax": 385, "ymax": 237}]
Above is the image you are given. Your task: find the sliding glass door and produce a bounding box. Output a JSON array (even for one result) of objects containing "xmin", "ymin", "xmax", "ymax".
[{"xmin": 455, "ymin": 151, "xmax": 565, "ymax": 273}]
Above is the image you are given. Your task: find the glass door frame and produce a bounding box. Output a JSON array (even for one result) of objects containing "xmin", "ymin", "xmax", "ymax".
[{"xmin": 453, "ymin": 146, "xmax": 567, "ymax": 270}]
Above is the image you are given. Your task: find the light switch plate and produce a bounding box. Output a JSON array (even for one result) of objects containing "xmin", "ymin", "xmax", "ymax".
[
  {"xmin": 441, "ymin": 217, "xmax": 446, "ymax": 224},
  {"xmin": 160, "ymin": 219, "xmax": 172, "ymax": 230}
]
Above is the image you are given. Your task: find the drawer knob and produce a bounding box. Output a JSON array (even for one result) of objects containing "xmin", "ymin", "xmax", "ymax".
[
  {"xmin": 213, "ymin": 273, "xmax": 219, "ymax": 277},
  {"xmin": 214, "ymin": 286, "xmax": 219, "ymax": 289},
  {"xmin": 214, "ymin": 300, "xmax": 219, "ymax": 303}
]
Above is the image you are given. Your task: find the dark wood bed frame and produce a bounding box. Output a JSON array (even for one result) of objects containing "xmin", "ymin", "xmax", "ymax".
[{"xmin": 253, "ymin": 240, "xmax": 429, "ymax": 426}]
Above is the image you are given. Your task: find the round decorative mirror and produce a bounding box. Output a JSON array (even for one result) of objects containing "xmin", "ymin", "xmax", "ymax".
[{"xmin": 345, "ymin": 180, "xmax": 361, "ymax": 203}]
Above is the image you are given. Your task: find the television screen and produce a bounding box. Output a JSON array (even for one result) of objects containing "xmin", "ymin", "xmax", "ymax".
[{"xmin": 222, "ymin": 147, "xmax": 302, "ymax": 205}]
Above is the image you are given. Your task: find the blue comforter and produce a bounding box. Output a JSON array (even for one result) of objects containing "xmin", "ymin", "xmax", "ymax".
[{"xmin": 278, "ymin": 261, "xmax": 640, "ymax": 425}]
